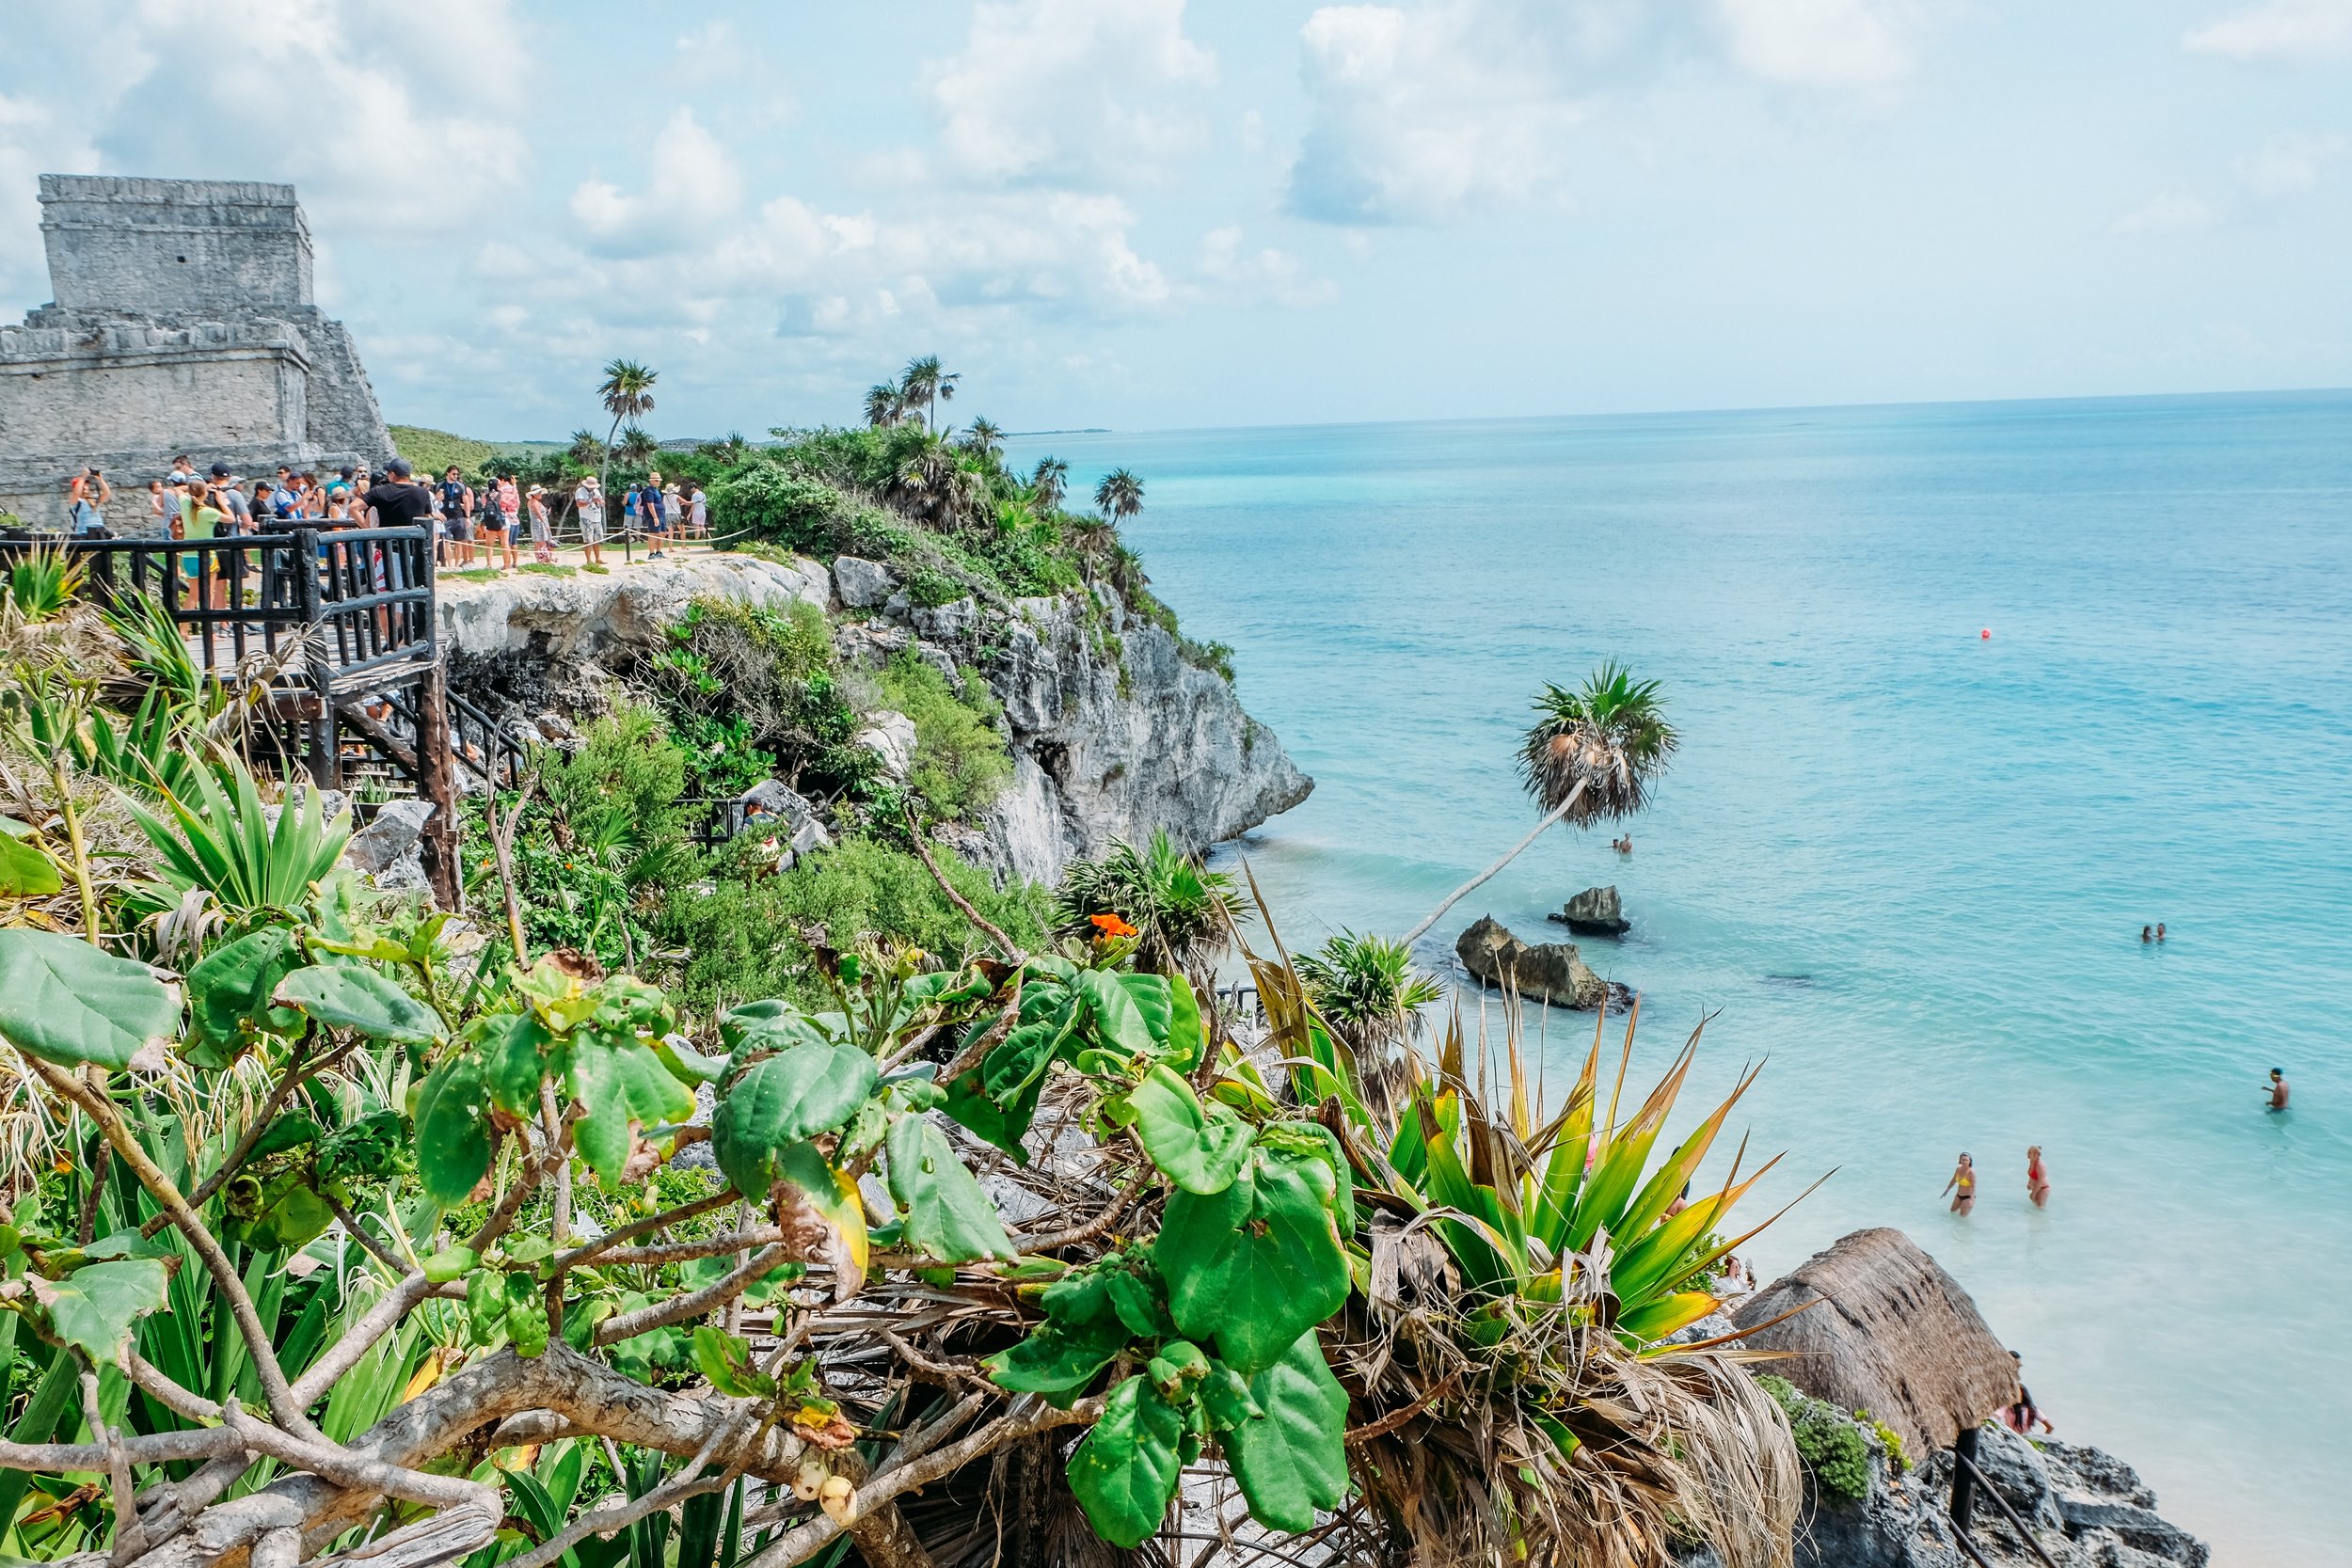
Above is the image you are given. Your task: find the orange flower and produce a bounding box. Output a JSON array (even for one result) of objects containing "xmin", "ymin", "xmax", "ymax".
[{"xmin": 1089, "ymin": 911, "xmax": 1138, "ymax": 940}]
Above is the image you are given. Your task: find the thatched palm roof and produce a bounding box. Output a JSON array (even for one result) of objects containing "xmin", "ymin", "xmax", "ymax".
[{"xmin": 1731, "ymin": 1227, "xmax": 2014, "ymax": 1459}]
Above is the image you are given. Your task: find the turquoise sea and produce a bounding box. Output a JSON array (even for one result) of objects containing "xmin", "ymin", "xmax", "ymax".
[{"xmin": 1008, "ymin": 390, "xmax": 2352, "ymax": 1566}]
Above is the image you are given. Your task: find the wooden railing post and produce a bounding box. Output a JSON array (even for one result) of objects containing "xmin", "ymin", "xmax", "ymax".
[
  {"xmin": 1949, "ymin": 1424, "xmax": 1980, "ymax": 1531},
  {"xmin": 293, "ymin": 527, "xmax": 339, "ymax": 791},
  {"xmin": 415, "ymin": 659, "xmax": 463, "ymax": 912}
]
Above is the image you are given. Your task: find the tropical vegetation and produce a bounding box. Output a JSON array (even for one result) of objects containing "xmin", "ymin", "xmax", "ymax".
[{"xmin": 0, "ymin": 364, "xmax": 1812, "ymax": 1568}]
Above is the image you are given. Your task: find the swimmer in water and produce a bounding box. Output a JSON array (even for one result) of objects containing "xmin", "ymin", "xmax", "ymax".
[
  {"xmin": 2265, "ymin": 1068, "xmax": 2290, "ymax": 1112},
  {"xmin": 2026, "ymin": 1146, "xmax": 2050, "ymax": 1208},
  {"xmin": 2156, "ymin": 923, "xmax": 2167, "ymax": 942},
  {"xmin": 2141, "ymin": 926, "xmax": 2153, "ymax": 943},
  {"xmin": 1942, "ymin": 1152, "xmax": 1976, "ymax": 1215}
]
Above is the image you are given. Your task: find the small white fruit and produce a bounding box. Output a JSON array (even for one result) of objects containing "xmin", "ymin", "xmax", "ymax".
[
  {"xmin": 818, "ymin": 1474, "xmax": 858, "ymax": 1525},
  {"xmin": 792, "ymin": 1458, "xmax": 827, "ymax": 1501}
]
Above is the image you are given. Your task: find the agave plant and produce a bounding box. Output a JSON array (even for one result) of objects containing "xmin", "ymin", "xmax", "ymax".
[
  {"xmin": 1221, "ymin": 885, "xmax": 1808, "ymax": 1568},
  {"xmin": 121, "ymin": 749, "xmax": 351, "ymax": 919},
  {"xmin": 2, "ymin": 538, "xmax": 87, "ymax": 624},
  {"xmin": 1056, "ymin": 829, "xmax": 1240, "ymax": 978}
]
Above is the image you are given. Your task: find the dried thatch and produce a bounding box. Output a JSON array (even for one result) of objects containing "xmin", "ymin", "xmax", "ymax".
[{"xmin": 1732, "ymin": 1227, "xmax": 2014, "ymax": 1460}]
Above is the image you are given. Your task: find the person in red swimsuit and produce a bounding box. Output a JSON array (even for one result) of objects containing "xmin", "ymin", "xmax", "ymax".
[{"xmin": 2026, "ymin": 1146, "xmax": 2050, "ymax": 1208}]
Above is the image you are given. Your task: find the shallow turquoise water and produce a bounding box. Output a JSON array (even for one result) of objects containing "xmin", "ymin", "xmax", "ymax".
[{"xmin": 1008, "ymin": 391, "xmax": 2352, "ymax": 1564}]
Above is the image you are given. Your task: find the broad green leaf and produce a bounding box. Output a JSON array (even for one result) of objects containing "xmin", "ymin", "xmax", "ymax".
[
  {"xmin": 1105, "ymin": 1272, "xmax": 1169, "ymax": 1338},
  {"xmin": 709, "ymin": 1044, "xmax": 877, "ymax": 1197},
  {"xmin": 0, "ymin": 928, "xmax": 182, "ymax": 1070},
  {"xmin": 1224, "ymin": 1330, "xmax": 1350, "ymax": 1532},
  {"xmin": 1076, "ymin": 970, "xmax": 1154, "ymax": 1057},
  {"xmin": 568, "ymin": 1033, "xmax": 697, "ymax": 1191},
  {"xmin": 884, "ymin": 1116, "xmax": 1012, "ymax": 1262},
  {"xmin": 275, "ymin": 963, "xmax": 439, "ymax": 1043},
  {"xmin": 1119, "ymin": 1065, "xmax": 1255, "ymax": 1196},
  {"xmin": 413, "ymin": 1055, "xmax": 495, "ymax": 1205},
  {"xmin": 1161, "ymin": 1149, "xmax": 1350, "ymax": 1376},
  {"xmin": 479, "ymin": 1012, "xmax": 560, "ymax": 1117},
  {"xmin": 984, "ymin": 1319, "xmax": 1127, "ymax": 1399},
  {"xmin": 30, "ymin": 1259, "xmax": 168, "ymax": 1368},
  {"xmin": 186, "ymin": 927, "xmax": 304, "ymax": 1062},
  {"xmin": 1162, "ymin": 974, "xmax": 1205, "ymax": 1073},
  {"xmin": 1118, "ymin": 974, "xmax": 1173, "ymax": 1049},
  {"xmin": 0, "ymin": 834, "xmax": 60, "ymax": 897},
  {"xmin": 654, "ymin": 1035, "xmax": 728, "ymax": 1086},
  {"xmin": 1197, "ymin": 1363, "xmax": 1262, "ymax": 1432},
  {"xmin": 1066, "ymin": 1374, "xmax": 1184, "ymax": 1549},
  {"xmin": 422, "ymin": 1245, "xmax": 478, "ymax": 1283},
  {"xmin": 691, "ymin": 1326, "xmax": 775, "ymax": 1397}
]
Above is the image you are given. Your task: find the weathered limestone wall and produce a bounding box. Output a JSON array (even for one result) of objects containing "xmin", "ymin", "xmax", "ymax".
[{"xmin": 0, "ymin": 175, "xmax": 390, "ymax": 526}]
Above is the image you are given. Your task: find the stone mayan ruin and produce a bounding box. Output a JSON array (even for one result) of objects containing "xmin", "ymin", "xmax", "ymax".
[{"xmin": 0, "ymin": 175, "xmax": 392, "ymax": 527}]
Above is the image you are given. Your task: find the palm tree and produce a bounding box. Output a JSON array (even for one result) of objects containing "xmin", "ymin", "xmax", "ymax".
[
  {"xmin": 1029, "ymin": 455, "xmax": 1068, "ymax": 515},
  {"xmin": 1401, "ymin": 662, "xmax": 1677, "ymax": 945},
  {"xmin": 962, "ymin": 418, "xmax": 1004, "ymax": 459},
  {"xmin": 617, "ymin": 425, "xmax": 658, "ymax": 467},
  {"xmin": 1056, "ymin": 830, "xmax": 1240, "ymax": 979},
  {"xmin": 865, "ymin": 383, "xmax": 906, "ymax": 428},
  {"xmin": 899, "ymin": 356, "xmax": 959, "ymax": 432},
  {"xmin": 596, "ymin": 359, "xmax": 657, "ymax": 559},
  {"xmin": 1295, "ymin": 930, "xmax": 1443, "ymax": 1055},
  {"xmin": 566, "ymin": 429, "xmax": 605, "ymax": 470},
  {"xmin": 1093, "ymin": 467, "xmax": 1143, "ymax": 525}
]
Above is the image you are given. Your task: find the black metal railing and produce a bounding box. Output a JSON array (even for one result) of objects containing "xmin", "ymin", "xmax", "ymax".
[
  {"xmin": 678, "ymin": 796, "xmax": 751, "ymax": 848},
  {"xmin": 1947, "ymin": 1429, "xmax": 2061, "ymax": 1568}
]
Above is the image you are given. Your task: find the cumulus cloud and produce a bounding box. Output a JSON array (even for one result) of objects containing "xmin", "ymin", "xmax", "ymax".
[
  {"xmin": 1287, "ymin": 3, "xmax": 1596, "ymax": 224},
  {"xmin": 1196, "ymin": 227, "xmax": 1338, "ymax": 308},
  {"xmin": 2235, "ymin": 132, "xmax": 2348, "ymax": 196},
  {"xmin": 1285, "ymin": 0, "xmax": 1939, "ymax": 225},
  {"xmin": 570, "ymin": 111, "xmax": 744, "ymax": 253},
  {"xmin": 0, "ymin": 93, "xmax": 103, "ymax": 294},
  {"xmin": 2184, "ymin": 0, "xmax": 2352, "ymax": 62},
  {"xmin": 922, "ymin": 0, "xmax": 1219, "ymax": 187},
  {"xmin": 2115, "ymin": 133, "xmax": 2345, "ymax": 232}
]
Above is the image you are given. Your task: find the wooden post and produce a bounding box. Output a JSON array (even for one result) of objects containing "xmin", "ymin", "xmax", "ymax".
[
  {"xmin": 293, "ymin": 527, "xmax": 339, "ymax": 791},
  {"xmin": 1949, "ymin": 1424, "xmax": 1980, "ymax": 1531},
  {"xmin": 416, "ymin": 660, "xmax": 463, "ymax": 912}
]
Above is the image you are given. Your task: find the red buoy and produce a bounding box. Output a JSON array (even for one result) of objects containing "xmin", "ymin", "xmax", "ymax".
[{"xmin": 1980, "ymin": 628, "xmax": 1992, "ymax": 640}]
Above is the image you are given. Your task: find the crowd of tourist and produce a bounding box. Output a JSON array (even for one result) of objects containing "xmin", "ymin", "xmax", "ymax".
[{"xmin": 58, "ymin": 454, "xmax": 710, "ymax": 573}]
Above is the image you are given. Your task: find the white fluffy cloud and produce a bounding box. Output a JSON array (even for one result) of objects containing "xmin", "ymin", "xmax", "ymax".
[
  {"xmin": 1285, "ymin": 0, "xmax": 1937, "ymax": 224},
  {"xmin": 2184, "ymin": 0, "xmax": 2352, "ymax": 62},
  {"xmin": 0, "ymin": 94, "xmax": 102, "ymax": 294},
  {"xmin": 0, "ymin": 0, "xmax": 528, "ymax": 241},
  {"xmin": 922, "ymin": 0, "xmax": 1219, "ymax": 187},
  {"xmin": 2115, "ymin": 132, "xmax": 2345, "ymax": 232},
  {"xmin": 1712, "ymin": 0, "xmax": 1921, "ymax": 87},
  {"xmin": 570, "ymin": 112, "xmax": 744, "ymax": 253}
]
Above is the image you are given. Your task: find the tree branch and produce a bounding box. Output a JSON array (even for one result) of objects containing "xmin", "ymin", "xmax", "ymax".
[
  {"xmin": 550, "ymin": 1189, "xmax": 738, "ymax": 1274},
  {"xmin": 595, "ymin": 1243, "xmax": 792, "ymax": 1345},
  {"xmin": 900, "ymin": 803, "xmax": 1021, "ymax": 962}
]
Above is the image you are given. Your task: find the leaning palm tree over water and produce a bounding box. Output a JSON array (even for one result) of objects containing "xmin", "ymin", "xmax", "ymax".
[
  {"xmin": 596, "ymin": 358, "xmax": 657, "ymax": 531},
  {"xmin": 1094, "ymin": 467, "xmax": 1143, "ymax": 525},
  {"xmin": 1402, "ymin": 661, "xmax": 1677, "ymax": 945},
  {"xmin": 1029, "ymin": 454, "xmax": 1069, "ymax": 515},
  {"xmin": 899, "ymin": 355, "xmax": 959, "ymax": 432}
]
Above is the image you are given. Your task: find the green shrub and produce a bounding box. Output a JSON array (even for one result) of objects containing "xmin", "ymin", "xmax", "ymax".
[
  {"xmin": 708, "ymin": 467, "xmax": 850, "ymax": 554},
  {"xmin": 641, "ymin": 597, "xmax": 870, "ymax": 800},
  {"xmin": 868, "ymin": 650, "xmax": 1012, "ymax": 821},
  {"xmin": 659, "ymin": 833, "xmax": 1049, "ymax": 1009},
  {"xmin": 1757, "ymin": 1375, "xmax": 1875, "ymax": 1503}
]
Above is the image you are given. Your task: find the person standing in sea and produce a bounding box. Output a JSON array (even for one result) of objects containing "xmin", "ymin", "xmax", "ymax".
[
  {"xmin": 1942, "ymin": 1152, "xmax": 1977, "ymax": 1215},
  {"xmin": 2026, "ymin": 1146, "xmax": 2050, "ymax": 1208},
  {"xmin": 2265, "ymin": 1069, "xmax": 2290, "ymax": 1112}
]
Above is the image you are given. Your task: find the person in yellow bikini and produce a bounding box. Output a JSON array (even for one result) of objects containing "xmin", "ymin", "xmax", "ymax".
[{"xmin": 1942, "ymin": 1151, "xmax": 1977, "ymax": 1215}]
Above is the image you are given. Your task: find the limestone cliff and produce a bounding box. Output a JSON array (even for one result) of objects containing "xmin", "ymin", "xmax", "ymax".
[{"xmin": 433, "ymin": 551, "xmax": 1311, "ymax": 884}]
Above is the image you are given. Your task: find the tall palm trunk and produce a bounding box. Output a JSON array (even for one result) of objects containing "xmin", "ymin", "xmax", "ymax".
[{"xmin": 1400, "ymin": 779, "xmax": 1588, "ymax": 946}]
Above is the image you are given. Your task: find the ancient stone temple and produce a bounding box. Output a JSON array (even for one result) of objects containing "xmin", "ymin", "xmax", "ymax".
[{"xmin": 0, "ymin": 175, "xmax": 392, "ymax": 527}]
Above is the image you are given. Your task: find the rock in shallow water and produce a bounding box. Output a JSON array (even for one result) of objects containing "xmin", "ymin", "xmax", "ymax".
[
  {"xmin": 1549, "ymin": 883, "xmax": 1629, "ymax": 935},
  {"xmin": 1454, "ymin": 915, "xmax": 1612, "ymax": 1008}
]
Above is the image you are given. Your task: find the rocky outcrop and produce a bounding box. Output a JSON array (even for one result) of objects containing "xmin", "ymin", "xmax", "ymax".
[
  {"xmin": 437, "ymin": 554, "xmax": 832, "ymax": 664},
  {"xmin": 1772, "ymin": 1425, "xmax": 2205, "ymax": 1568},
  {"xmin": 865, "ymin": 589, "xmax": 1311, "ymax": 885},
  {"xmin": 1549, "ymin": 884, "xmax": 1629, "ymax": 936},
  {"xmin": 437, "ymin": 554, "xmax": 1311, "ymax": 886},
  {"xmin": 1454, "ymin": 915, "xmax": 1620, "ymax": 1009}
]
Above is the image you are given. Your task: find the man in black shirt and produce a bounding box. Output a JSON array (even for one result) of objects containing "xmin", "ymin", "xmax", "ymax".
[{"xmin": 366, "ymin": 459, "xmax": 434, "ymax": 528}]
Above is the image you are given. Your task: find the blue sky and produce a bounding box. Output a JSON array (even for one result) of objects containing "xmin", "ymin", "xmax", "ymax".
[{"xmin": 3, "ymin": 1, "xmax": 2348, "ymax": 438}]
